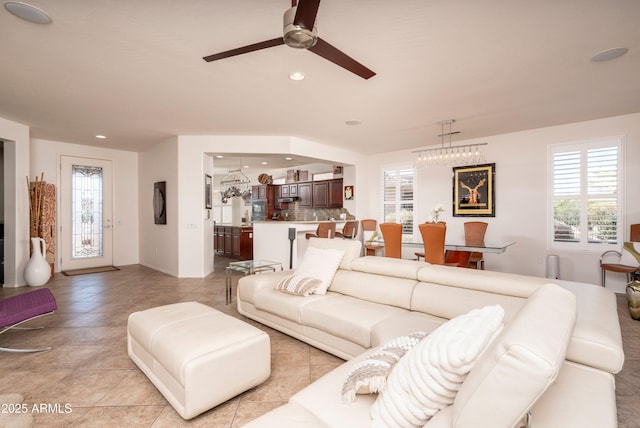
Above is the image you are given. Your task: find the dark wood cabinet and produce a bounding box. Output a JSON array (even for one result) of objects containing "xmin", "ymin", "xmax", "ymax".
[
  {"xmin": 312, "ymin": 181, "xmax": 329, "ymax": 207},
  {"xmin": 297, "ymin": 182, "xmax": 313, "ymax": 207},
  {"xmin": 309, "ymin": 179, "xmax": 343, "ymax": 208},
  {"xmin": 240, "ymin": 228, "xmax": 253, "ymax": 260},
  {"xmin": 214, "ymin": 225, "xmax": 253, "ymax": 260},
  {"xmin": 328, "ymin": 179, "xmax": 343, "ymax": 208}
]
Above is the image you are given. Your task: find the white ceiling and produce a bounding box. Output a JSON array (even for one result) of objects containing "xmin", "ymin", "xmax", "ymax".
[{"xmin": 1, "ymin": 0, "xmax": 638, "ymax": 158}]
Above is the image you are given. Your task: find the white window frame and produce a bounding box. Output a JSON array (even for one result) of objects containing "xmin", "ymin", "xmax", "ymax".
[
  {"xmin": 381, "ymin": 163, "xmax": 417, "ymax": 242},
  {"xmin": 548, "ymin": 136, "xmax": 624, "ymax": 252}
]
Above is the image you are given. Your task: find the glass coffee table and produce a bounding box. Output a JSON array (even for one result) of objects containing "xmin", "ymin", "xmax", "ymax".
[{"xmin": 225, "ymin": 259, "xmax": 283, "ymax": 304}]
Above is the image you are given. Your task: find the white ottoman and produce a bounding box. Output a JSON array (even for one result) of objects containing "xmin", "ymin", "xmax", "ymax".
[{"xmin": 127, "ymin": 302, "xmax": 271, "ymax": 420}]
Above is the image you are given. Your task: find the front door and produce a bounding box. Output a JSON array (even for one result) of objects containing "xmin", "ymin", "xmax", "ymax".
[{"xmin": 60, "ymin": 156, "xmax": 113, "ymax": 271}]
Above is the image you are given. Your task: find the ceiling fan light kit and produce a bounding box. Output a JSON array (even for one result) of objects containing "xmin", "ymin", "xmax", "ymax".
[
  {"xmin": 202, "ymin": 0, "xmax": 375, "ymax": 80},
  {"xmin": 283, "ymin": 6, "xmax": 317, "ymax": 49}
]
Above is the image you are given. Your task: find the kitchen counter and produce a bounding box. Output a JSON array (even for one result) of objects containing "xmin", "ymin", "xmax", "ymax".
[{"xmin": 253, "ymin": 221, "xmax": 347, "ymax": 269}]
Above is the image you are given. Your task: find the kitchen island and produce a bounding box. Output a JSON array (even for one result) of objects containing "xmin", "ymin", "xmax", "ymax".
[{"xmin": 252, "ymin": 221, "xmax": 347, "ymax": 270}]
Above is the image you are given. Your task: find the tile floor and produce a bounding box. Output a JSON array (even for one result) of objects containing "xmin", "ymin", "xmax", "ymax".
[{"xmin": 0, "ymin": 259, "xmax": 638, "ymax": 427}]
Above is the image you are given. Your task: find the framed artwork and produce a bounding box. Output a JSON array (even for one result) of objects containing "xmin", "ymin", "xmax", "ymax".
[
  {"xmin": 153, "ymin": 181, "xmax": 167, "ymax": 224},
  {"xmin": 344, "ymin": 185, "xmax": 354, "ymax": 200},
  {"xmin": 204, "ymin": 174, "xmax": 212, "ymax": 209},
  {"xmin": 452, "ymin": 163, "xmax": 495, "ymax": 217}
]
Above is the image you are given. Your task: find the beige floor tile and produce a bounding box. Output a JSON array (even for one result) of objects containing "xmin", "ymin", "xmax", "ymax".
[{"xmin": 1, "ymin": 259, "xmax": 638, "ymax": 427}]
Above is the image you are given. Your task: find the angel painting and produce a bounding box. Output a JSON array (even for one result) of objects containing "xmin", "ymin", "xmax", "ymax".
[{"xmin": 453, "ymin": 163, "xmax": 495, "ymax": 217}]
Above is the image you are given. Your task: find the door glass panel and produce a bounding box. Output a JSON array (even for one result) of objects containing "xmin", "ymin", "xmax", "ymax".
[{"xmin": 71, "ymin": 165, "xmax": 104, "ymax": 259}]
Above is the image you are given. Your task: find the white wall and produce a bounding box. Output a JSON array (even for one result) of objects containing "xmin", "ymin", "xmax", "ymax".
[
  {"xmin": 138, "ymin": 137, "xmax": 179, "ymax": 276},
  {"xmin": 0, "ymin": 117, "xmax": 30, "ymax": 286},
  {"xmin": 30, "ymin": 139, "xmax": 140, "ymax": 271},
  {"xmin": 163, "ymin": 135, "xmax": 364, "ymax": 277},
  {"xmin": 365, "ymin": 113, "xmax": 640, "ymax": 292}
]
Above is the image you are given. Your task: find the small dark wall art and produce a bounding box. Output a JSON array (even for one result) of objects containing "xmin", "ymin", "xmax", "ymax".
[
  {"xmin": 452, "ymin": 163, "xmax": 495, "ymax": 217},
  {"xmin": 205, "ymin": 174, "xmax": 212, "ymax": 209},
  {"xmin": 153, "ymin": 181, "xmax": 167, "ymax": 224}
]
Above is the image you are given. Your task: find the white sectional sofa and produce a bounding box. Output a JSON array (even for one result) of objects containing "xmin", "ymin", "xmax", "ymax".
[{"xmin": 237, "ymin": 238, "xmax": 624, "ymax": 427}]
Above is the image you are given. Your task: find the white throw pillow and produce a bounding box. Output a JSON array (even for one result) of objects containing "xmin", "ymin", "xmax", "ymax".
[
  {"xmin": 620, "ymin": 242, "xmax": 640, "ymax": 267},
  {"xmin": 341, "ymin": 332, "xmax": 428, "ymax": 403},
  {"xmin": 295, "ymin": 246, "xmax": 345, "ymax": 294},
  {"xmin": 370, "ymin": 305, "xmax": 505, "ymax": 428}
]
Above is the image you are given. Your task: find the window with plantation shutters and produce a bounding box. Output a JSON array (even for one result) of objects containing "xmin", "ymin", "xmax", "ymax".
[
  {"xmin": 550, "ymin": 137, "xmax": 623, "ymax": 250},
  {"xmin": 383, "ymin": 166, "xmax": 415, "ymax": 240}
]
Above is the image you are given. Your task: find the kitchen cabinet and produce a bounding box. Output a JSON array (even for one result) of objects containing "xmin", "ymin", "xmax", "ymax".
[
  {"xmin": 297, "ymin": 182, "xmax": 313, "ymax": 207},
  {"xmin": 214, "ymin": 225, "xmax": 253, "ymax": 260},
  {"xmin": 252, "ymin": 184, "xmax": 270, "ymax": 201},
  {"xmin": 310, "ymin": 178, "xmax": 343, "ymax": 208},
  {"xmin": 275, "ymin": 179, "xmax": 342, "ymax": 209},
  {"xmin": 312, "ymin": 181, "xmax": 329, "ymax": 207},
  {"xmin": 328, "ymin": 179, "xmax": 343, "ymax": 208},
  {"xmin": 240, "ymin": 228, "xmax": 253, "ymax": 260}
]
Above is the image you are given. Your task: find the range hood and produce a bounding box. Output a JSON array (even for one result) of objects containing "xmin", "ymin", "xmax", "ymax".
[{"xmin": 277, "ymin": 196, "xmax": 299, "ymax": 203}]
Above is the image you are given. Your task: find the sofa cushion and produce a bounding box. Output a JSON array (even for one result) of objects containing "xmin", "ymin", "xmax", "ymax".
[
  {"xmin": 254, "ymin": 289, "xmax": 335, "ymax": 324},
  {"xmin": 370, "ymin": 305, "xmax": 505, "ymax": 428},
  {"xmin": 527, "ymin": 361, "xmax": 617, "ymax": 428},
  {"xmin": 558, "ymin": 280, "xmax": 624, "ymax": 373},
  {"xmin": 370, "ymin": 312, "xmax": 446, "ymax": 347},
  {"xmin": 351, "ymin": 256, "xmax": 426, "ymax": 280},
  {"xmin": 452, "ymin": 283, "xmax": 577, "ymax": 428},
  {"xmin": 301, "ymin": 295, "xmax": 408, "ymax": 348},
  {"xmin": 296, "ymin": 246, "xmax": 345, "ymax": 294},
  {"xmin": 417, "ymin": 264, "xmax": 544, "ymax": 298},
  {"xmin": 329, "ymin": 269, "xmax": 418, "ymax": 310},
  {"xmin": 410, "ymin": 281, "xmax": 527, "ymax": 324}
]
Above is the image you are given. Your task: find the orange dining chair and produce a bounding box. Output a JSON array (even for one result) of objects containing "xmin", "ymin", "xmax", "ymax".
[
  {"xmin": 415, "ymin": 221, "xmax": 445, "ymax": 260},
  {"xmin": 464, "ymin": 221, "xmax": 488, "ymax": 269},
  {"xmin": 336, "ymin": 220, "xmax": 359, "ymax": 239},
  {"xmin": 379, "ymin": 223, "xmax": 402, "ymax": 258},
  {"xmin": 419, "ymin": 223, "xmax": 447, "ymax": 264},
  {"xmin": 362, "ymin": 219, "xmax": 384, "ymax": 255},
  {"xmin": 305, "ymin": 222, "xmax": 336, "ymax": 239},
  {"xmin": 600, "ymin": 224, "xmax": 640, "ymax": 287},
  {"xmin": 419, "ymin": 223, "xmax": 468, "ymax": 267}
]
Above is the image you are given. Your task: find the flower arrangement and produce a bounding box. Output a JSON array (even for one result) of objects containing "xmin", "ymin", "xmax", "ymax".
[{"xmin": 430, "ymin": 203, "xmax": 445, "ymax": 223}]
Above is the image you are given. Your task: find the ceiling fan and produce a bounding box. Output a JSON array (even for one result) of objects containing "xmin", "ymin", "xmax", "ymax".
[{"xmin": 202, "ymin": 0, "xmax": 376, "ymax": 80}]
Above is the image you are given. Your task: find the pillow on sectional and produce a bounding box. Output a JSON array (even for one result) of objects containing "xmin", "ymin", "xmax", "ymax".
[
  {"xmin": 274, "ymin": 275, "xmax": 321, "ymax": 296},
  {"xmin": 295, "ymin": 246, "xmax": 345, "ymax": 294},
  {"xmin": 370, "ymin": 305, "xmax": 505, "ymax": 428},
  {"xmin": 341, "ymin": 332, "xmax": 428, "ymax": 403},
  {"xmin": 620, "ymin": 241, "xmax": 640, "ymax": 267}
]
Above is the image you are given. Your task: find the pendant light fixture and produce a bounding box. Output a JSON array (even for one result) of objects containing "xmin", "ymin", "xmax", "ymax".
[{"xmin": 413, "ymin": 120, "xmax": 487, "ymax": 167}]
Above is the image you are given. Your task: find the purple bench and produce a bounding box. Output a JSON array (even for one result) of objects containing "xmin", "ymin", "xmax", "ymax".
[{"xmin": 0, "ymin": 288, "xmax": 57, "ymax": 352}]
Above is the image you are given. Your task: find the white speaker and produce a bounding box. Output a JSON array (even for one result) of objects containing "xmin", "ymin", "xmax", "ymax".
[{"xmin": 546, "ymin": 254, "xmax": 560, "ymax": 279}]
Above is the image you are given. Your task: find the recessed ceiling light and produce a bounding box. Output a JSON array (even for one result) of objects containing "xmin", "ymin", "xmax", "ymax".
[
  {"xmin": 95, "ymin": 134, "xmax": 107, "ymax": 139},
  {"xmin": 215, "ymin": 155, "xmax": 224, "ymax": 158},
  {"xmin": 345, "ymin": 119, "xmax": 362, "ymax": 126},
  {"xmin": 289, "ymin": 72, "xmax": 305, "ymax": 81},
  {"xmin": 590, "ymin": 47, "xmax": 628, "ymax": 62},
  {"xmin": 261, "ymin": 161, "xmax": 268, "ymax": 165},
  {"xmin": 4, "ymin": 2, "xmax": 51, "ymax": 24},
  {"xmin": 285, "ymin": 157, "xmax": 293, "ymax": 161}
]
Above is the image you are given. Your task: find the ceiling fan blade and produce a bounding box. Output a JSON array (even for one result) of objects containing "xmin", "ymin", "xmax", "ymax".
[
  {"xmin": 203, "ymin": 37, "xmax": 284, "ymax": 62},
  {"xmin": 309, "ymin": 38, "xmax": 376, "ymax": 80},
  {"xmin": 293, "ymin": 0, "xmax": 321, "ymax": 30}
]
